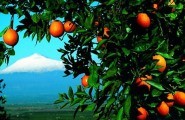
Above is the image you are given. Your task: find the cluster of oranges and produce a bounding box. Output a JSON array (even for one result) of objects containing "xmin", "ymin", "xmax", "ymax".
[
  {"xmin": 133, "ymin": 36, "xmax": 184, "ymax": 119},
  {"xmin": 96, "ymin": 26, "xmax": 110, "ymax": 48},
  {"xmin": 136, "ymin": 0, "xmax": 176, "ymax": 29},
  {"xmin": 135, "ymin": 54, "xmax": 166, "ymax": 91},
  {"xmin": 49, "ymin": 20, "xmax": 77, "ymax": 38},
  {"xmin": 2, "ymin": 20, "xmax": 77, "ymax": 47},
  {"xmin": 137, "ymin": 91, "xmax": 185, "ymax": 119}
]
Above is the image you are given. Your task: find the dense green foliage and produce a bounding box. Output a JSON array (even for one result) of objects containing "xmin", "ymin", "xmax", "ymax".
[
  {"xmin": 0, "ymin": 79, "xmax": 9, "ymax": 120},
  {"xmin": 0, "ymin": 0, "xmax": 185, "ymax": 119}
]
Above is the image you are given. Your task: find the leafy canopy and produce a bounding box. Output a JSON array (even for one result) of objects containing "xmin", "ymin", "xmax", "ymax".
[{"xmin": 0, "ymin": 0, "xmax": 185, "ymax": 119}]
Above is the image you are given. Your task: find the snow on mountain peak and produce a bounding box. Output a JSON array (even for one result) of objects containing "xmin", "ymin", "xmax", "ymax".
[{"xmin": 0, "ymin": 53, "xmax": 65, "ymax": 74}]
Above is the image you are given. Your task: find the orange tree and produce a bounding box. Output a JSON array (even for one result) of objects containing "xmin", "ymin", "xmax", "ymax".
[{"xmin": 1, "ymin": 0, "xmax": 185, "ymax": 119}]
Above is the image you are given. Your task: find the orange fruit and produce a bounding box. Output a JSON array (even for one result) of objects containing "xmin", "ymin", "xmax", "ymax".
[
  {"xmin": 168, "ymin": 0, "xmax": 175, "ymax": 6},
  {"xmin": 97, "ymin": 36, "xmax": 102, "ymax": 43},
  {"xmin": 168, "ymin": 0, "xmax": 175, "ymax": 12},
  {"xmin": 49, "ymin": 20, "xmax": 64, "ymax": 37},
  {"xmin": 3, "ymin": 28, "xmax": 19, "ymax": 46},
  {"xmin": 136, "ymin": 13, "xmax": 151, "ymax": 28},
  {"xmin": 97, "ymin": 36, "xmax": 106, "ymax": 47},
  {"xmin": 157, "ymin": 101, "xmax": 169, "ymax": 116},
  {"xmin": 174, "ymin": 91, "xmax": 185, "ymax": 106},
  {"xmin": 136, "ymin": 107, "xmax": 148, "ymax": 120},
  {"xmin": 152, "ymin": 4, "xmax": 158, "ymax": 14},
  {"xmin": 103, "ymin": 27, "xmax": 110, "ymax": 38},
  {"xmin": 153, "ymin": 4, "xmax": 158, "ymax": 10},
  {"xmin": 94, "ymin": 21, "xmax": 99, "ymax": 26},
  {"xmin": 135, "ymin": 75, "xmax": 152, "ymax": 91},
  {"xmin": 64, "ymin": 21, "xmax": 76, "ymax": 33},
  {"xmin": 153, "ymin": 55, "xmax": 166, "ymax": 72},
  {"xmin": 165, "ymin": 93, "xmax": 174, "ymax": 107},
  {"xmin": 81, "ymin": 75, "xmax": 89, "ymax": 87}
]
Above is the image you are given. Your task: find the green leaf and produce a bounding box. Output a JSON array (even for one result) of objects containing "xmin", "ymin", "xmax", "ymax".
[
  {"xmin": 103, "ymin": 81, "xmax": 114, "ymax": 91},
  {"xmin": 123, "ymin": 95, "xmax": 131, "ymax": 117},
  {"xmin": 122, "ymin": 9, "xmax": 128, "ymax": 15},
  {"xmin": 82, "ymin": 37, "xmax": 93, "ymax": 45},
  {"xmin": 76, "ymin": 29, "xmax": 87, "ymax": 33},
  {"xmin": 126, "ymin": 27, "xmax": 131, "ymax": 33},
  {"xmin": 174, "ymin": 106, "xmax": 185, "ymax": 112},
  {"xmin": 31, "ymin": 14, "xmax": 40, "ymax": 23},
  {"xmin": 68, "ymin": 86, "xmax": 74, "ymax": 100},
  {"xmin": 73, "ymin": 105, "xmax": 80, "ymax": 119},
  {"xmin": 96, "ymin": 39, "xmax": 107, "ymax": 50},
  {"xmin": 16, "ymin": 8, "xmax": 23, "ymax": 17},
  {"xmin": 151, "ymin": 88, "xmax": 163, "ymax": 97},
  {"xmin": 8, "ymin": 49, "xmax": 15, "ymax": 56},
  {"xmin": 71, "ymin": 98, "xmax": 81, "ymax": 106},
  {"xmin": 84, "ymin": 13, "xmax": 94, "ymax": 29},
  {"xmin": 63, "ymin": 93, "xmax": 69, "ymax": 100},
  {"xmin": 105, "ymin": 0, "xmax": 115, "ymax": 5},
  {"xmin": 148, "ymin": 102, "xmax": 158, "ymax": 108},
  {"xmin": 146, "ymin": 81, "xmax": 165, "ymax": 91},
  {"xmin": 85, "ymin": 103, "xmax": 96, "ymax": 111},
  {"xmin": 54, "ymin": 99, "xmax": 64, "ymax": 104},
  {"xmin": 156, "ymin": 52, "xmax": 173, "ymax": 59},
  {"xmin": 134, "ymin": 43, "xmax": 151, "ymax": 52},
  {"xmin": 122, "ymin": 84, "xmax": 130, "ymax": 95},
  {"xmin": 176, "ymin": 3, "xmax": 183, "ymax": 10},
  {"xmin": 122, "ymin": 47, "xmax": 130, "ymax": 56},
  {"xmin": 0, "ymin": 7, "xmax": 8, "ymax": 14},
  {"xmin": 75, "ymin": 91, "xmax": 88, "ymax": 96},
  {"xmin": 106, "ymin": 53, "xmax": 116, "ymax": 58},
  {"xmin": 60, "ymin": 102, "xmax": 69, "ymax": 109},
  {"xmin": 117, "ymin": 107, "xmax": 123, "ymax": 120},
  {"xmin": 102, "ymin": 67, "xmax": 117, "ymax": 80},
  {"xmin": 0, "ymin": 27, "xmax": 8, "ymax": 37},
  {"xmin": 88, "ymin": 64, "xmax": 99, "ymax": 88},
  {"xmin": 106, "ymin": 97, "xmax": 115, "ymax": 108},
  {"xmin": 168, "ymin": 13, "xmax": 177, "ymax": 21},
  {"xmin": 166, "ymin": 71, "xmax": 175, "ymax": 76},
  {"xmin": 46, "ymin": 33, "xmax": 51, "ymax": 42}
]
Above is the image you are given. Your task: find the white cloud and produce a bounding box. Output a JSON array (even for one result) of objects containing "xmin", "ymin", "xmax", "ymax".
[{"xmin": 0, "ymin": 53, "xmax": 65, "ymax": 74}]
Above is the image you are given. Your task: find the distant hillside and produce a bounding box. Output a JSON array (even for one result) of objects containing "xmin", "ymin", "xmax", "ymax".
[{"xmin": 1, "ymin": 71, "xmax": 82, "ymax": 104}]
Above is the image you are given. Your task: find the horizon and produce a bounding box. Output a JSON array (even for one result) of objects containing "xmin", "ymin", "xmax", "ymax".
[{"xmin": 2, "ymin": 70, "xmax": 82, "ymax": 105}]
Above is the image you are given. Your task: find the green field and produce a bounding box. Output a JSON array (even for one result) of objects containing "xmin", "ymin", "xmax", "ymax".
[{"xmin": 6, "ymin": 104, "xmax": 96, "ymax": 120}]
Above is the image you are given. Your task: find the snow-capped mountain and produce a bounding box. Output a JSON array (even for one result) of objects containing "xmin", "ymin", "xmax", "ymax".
[{"xmin": 0, "ymin": 53, "xmax": 65, "ymax": 74}]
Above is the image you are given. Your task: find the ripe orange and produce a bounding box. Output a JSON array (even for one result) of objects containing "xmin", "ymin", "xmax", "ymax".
[
  {"xmin": 153, "ymin": 4, "xmax": 158, "ymax": 10},
  {"xmin": 103, "ymin": 27, "xmax": 110, "ymax": 38},
  {"xmin": 3, "ymin": 28, "xmax": 19, "ymax": 46},
  {"xmin": 97, "ymin": 36, "xmax": 102, "ymax": 42},
  {"xmin": 168, "ymin": 0, "xmax": 175, "ymax": 6},
  {"xmin": 136, "ymin": 13, "xmax": 151, "ymax": 28},
  {"xmin": 135, "ymin": 75, "xmax": 152, "ymax": 91},
  {"xmin": 165, "ymin": 93, "xmax": 174, "ymax": 107},
  {"xmin": 64, "ymin": 21, "xmax": 76, "ymax": 33},
  {"xmin": 81, "ymin": 75, "xmax": 89, "ymax": 87},
  {"xmin": 152, "ymin": 55, "xmax": 166, "ymax": 72},
  {"xmin": 97, "ymin": 36, "xmax": 106, "ymax": 47},
  {"xmin": 49, "ymin": 20, "xmax": 64, "ymax": 37},
  {"xmin": 136, "ymin": 107, "xmax": 148, "ymax": 120},
  {"xmin": 157, "ymin": 101, "xmax": 169, "ymax": 116},
  {"xmin": 173, "ymin": 91, "xmax": 185, "ymax": 106}
]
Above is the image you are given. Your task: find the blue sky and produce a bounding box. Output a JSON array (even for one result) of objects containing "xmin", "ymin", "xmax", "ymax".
[{"xmin": 0, "ymin": 13, "xmax": 67, "ymax": 70}]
